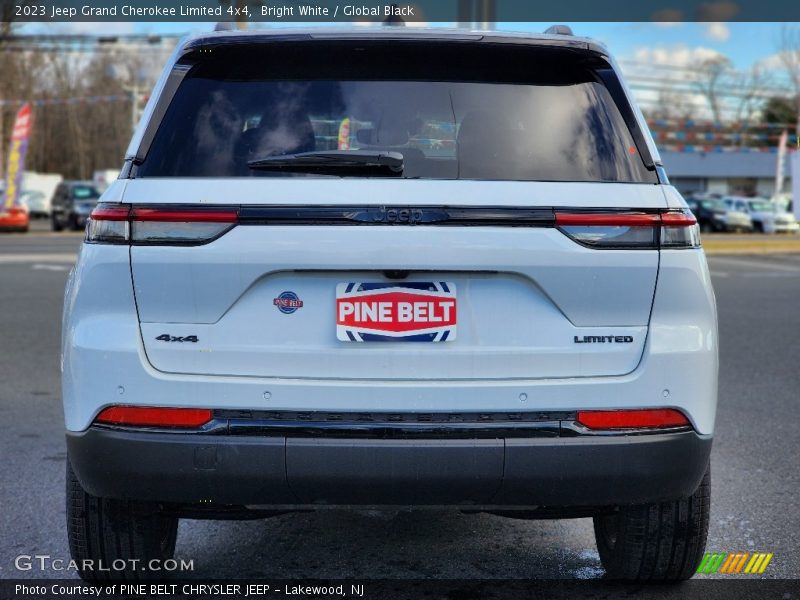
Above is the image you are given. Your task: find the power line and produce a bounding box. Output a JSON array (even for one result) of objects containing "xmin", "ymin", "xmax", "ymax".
[
  {"xmin": 0, "ymin": 33, "xmax": 181, "ymax": 52},
  {"xmin": 627, "ymin": 79, "xmax": 790, "ymax": 100}
]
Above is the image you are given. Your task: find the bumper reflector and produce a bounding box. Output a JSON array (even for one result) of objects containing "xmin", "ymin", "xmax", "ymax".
[
  {"xmin": 576, "ymin": 408, "xmax": 690, "ymax": 430},
  {"xmin": 95, "ymin": 406, "xmax": 213, "ymax": 428}
]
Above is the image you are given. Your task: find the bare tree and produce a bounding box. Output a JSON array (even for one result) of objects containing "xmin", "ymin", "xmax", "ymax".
[
  {"xmin": 648, "ymin": 87, "xmax": 692, "ymax": 121},
  {"xmin": 0, "ymin": 1, "xmax": 40, "ymax": 178},
  {"xmin": 0, "ymin": 36, "xmax": 170, "ymax": 180},
  {"xmin": 691, "ymin": 55, "xmax": 733, "ymax": 123},
  {"xmin": 0, "ymin": 0, "xmax": 32, "ymax": 37},
  {"xmin": 732, "ymin": 64, "xmax": 771, "ymax": 125}
]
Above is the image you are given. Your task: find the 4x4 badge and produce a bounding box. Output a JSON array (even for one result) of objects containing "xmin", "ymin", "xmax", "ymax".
[
  {"xmin": 274, "ymin": 291, "xmax": 304, "ymax": 314},
  {"xmin": 156, "ymin": 334, "xmax": 198, "ymax": 343}
]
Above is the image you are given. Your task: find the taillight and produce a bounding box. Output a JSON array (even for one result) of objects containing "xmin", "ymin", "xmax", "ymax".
[
  {"xmin": 95, "ymin": 405, "xmax": 213, "ymax": 428},
  {"xmin": 86, "ymin": 206, "xmax": 130, "ymax": 243},
  {"xmin": 555, "ymin": 210, "xmax": 700, "ymax": 249},
  {"xmin": 660, "ymin": 210, "xmax": 700, "ymax": 248},
  {"xmin": 87, "ymin": 204, "xmax": 238, "ymax": 245},
  {"xmin": 576, "ymin": 408, "xmax": 690, "ymax": 430}
]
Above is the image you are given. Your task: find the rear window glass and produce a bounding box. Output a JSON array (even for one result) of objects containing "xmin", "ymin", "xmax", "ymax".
[
  {"xmin": 71, "ymin": 186, "xmax": 99, "ymax": 200},
  {"xmin": 138, "ymin": 43, "xmax": 654, "ymax": 183}
]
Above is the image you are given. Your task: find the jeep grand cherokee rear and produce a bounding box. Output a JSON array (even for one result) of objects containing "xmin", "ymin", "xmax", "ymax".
[{"xmin": 62, "ymin": 29, "xmax": 717, "ymax": 582}]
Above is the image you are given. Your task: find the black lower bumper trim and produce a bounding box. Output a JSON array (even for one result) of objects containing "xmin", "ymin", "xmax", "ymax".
[{"xmin": 66, "ymin": 427, "xmax": 711, "ymax": 509}]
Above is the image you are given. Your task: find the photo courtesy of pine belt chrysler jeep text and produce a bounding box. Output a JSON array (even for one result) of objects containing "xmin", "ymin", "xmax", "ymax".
[{"xmin": 62, "ymin": 26, "xmax": 717, "ymax": 582}]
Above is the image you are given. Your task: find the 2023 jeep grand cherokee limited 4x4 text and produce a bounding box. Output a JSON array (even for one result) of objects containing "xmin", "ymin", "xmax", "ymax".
[{"xmin": 63, "ymin": 28, "xmax": 717, "ymax": 582}]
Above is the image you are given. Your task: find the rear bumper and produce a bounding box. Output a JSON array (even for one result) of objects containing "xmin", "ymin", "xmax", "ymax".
[{"xmin": 67, "ymin": 426, "xmax": 711, "ymax": 509}]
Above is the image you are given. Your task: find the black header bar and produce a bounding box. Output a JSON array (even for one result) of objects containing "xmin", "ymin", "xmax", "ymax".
[{"xmin": 3, "ymin": 0, "xmax": 800, "ymax": 23}]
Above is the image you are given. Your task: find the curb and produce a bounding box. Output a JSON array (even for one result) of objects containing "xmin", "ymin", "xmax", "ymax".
[{"xmin": 702, "ymin": 240, "xmax": 800, "ymax": 255}]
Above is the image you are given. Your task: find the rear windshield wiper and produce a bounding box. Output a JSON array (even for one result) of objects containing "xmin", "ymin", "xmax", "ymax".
[{"xmin": 248, "ymin": 150, "xmax": 404, "ymax": 176}]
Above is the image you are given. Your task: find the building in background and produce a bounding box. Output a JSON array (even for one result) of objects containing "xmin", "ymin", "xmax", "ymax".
[{"xmin": 661, "ymin": 150, "xmax": 793, "ymax": 197}]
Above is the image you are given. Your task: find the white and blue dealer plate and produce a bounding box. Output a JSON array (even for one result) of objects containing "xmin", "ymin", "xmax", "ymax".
[{"xmin": 336, "ymin": 282, "xmax": 457, "ymax": 342}]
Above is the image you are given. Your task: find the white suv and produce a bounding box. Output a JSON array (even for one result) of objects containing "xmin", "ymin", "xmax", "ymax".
[
  {"xmin": 723, "ymin": 196, "xmax": 799, "ymax": 234},
  {"xmin": 62, "ymin": 28, "xmax": 717, "ymax": 582}
]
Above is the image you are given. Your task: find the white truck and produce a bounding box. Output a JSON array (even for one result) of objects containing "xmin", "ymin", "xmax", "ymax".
[{"xmin": 20, "ymin": 172, "xmax": 62, "ymax": 217}]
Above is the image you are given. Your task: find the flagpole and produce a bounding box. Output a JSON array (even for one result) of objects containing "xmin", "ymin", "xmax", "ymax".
[
  {"xmin": 774, "ymin": 129, "xmax": 788, "ymax": 199},
  {"xmin": 0, "ymin": 105, "xmax": 4, "ymax": 181}
]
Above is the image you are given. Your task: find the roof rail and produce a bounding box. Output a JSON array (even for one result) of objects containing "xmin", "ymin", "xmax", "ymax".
[{"xmin": 544, "ymin": 25, "xmax": 574, "ymax": 36}]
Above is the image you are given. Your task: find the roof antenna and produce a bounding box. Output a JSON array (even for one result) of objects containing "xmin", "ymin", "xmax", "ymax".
[{"xmin": 544, "ymin": 25, "xmax": 574, "ymax": 35}]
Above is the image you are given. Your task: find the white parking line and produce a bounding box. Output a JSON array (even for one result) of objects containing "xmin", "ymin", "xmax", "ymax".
[
  {"xmin": 741, "ymin": 271, "xmax": 800, "ymax": 278},
  {"xmin": 32, "ymin": 264, "xmax": 70, "ymax": 272},
  {"xmin": 0, "ymin": 253, "xmax": 77, "ymax": 264},
  {"xmin": 708, "ymin": 256, "xmax": 800, "ymax": 273}
]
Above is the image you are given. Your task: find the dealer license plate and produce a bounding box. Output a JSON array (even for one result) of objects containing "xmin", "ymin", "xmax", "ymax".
[{"xmin": 336, "ymin": 282, "xmax": 457, "ymax": 342}]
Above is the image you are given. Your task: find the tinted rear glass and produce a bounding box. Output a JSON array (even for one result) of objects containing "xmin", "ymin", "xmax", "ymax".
[
  {"xmin": 138, "ymin": 42, "xmax": 655, "ymax": 183},
  {"xmin": 71, "ymin": 186, "xmax": 100, "ymax": 200}
]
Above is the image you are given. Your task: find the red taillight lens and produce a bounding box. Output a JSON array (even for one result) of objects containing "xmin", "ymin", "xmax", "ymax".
[
  {"xmin": 576, "ymin": 408, "xmax": 690, "ymax": 430},
  {"xmin": 555, "ymin": 213, "xmax": 661, "ymax": 227},
  {"xmin": 555, "ymin": 210, "xmax": 700, "ymax": 249},
  {"xmin": 661, "ymin": 211, "xmax": 697, "ymax": 226},
  {"xmin": 555, "ymin": 211, "xmax": 659, "ymax": 248},
  {"xmin": 130, "ymin": 207, "xmax": 238, "ymax": 244},
  {"xmin": 90, "ymin": 206, "xmax": 130, "ymax": 221},
  {"xmin": 131, "ymin": 208, "xmax": 238, "ymax": 223},
  {"xmin": 87, "ymin": 204, "xmax": 239, "ymax": 245},
  {"xmin": 95, "ymin": 406, "xmax": 213, "ymax": 428}
]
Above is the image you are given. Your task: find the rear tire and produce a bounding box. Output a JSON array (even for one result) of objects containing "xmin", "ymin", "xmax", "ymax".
[
  {"xmin": 51, "ymin": 215, "xmax": 63, "ymax": 231},
  {"xmin": 593, "ymin": 466, "xmax": 710, "ymax": 581},
  {"xmin": 66, "ymin": 458, "xmax": 179, "ymax": 583}
]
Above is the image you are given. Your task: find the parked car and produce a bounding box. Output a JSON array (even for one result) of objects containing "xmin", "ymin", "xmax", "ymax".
[
  {"xmin": 685, "ymin": 196, "xmax": 727, "ymax": 232},
  {"xmin": 93, "ymin": 169, "xmax": 120, "ymax": 193},
  {"xmin": 0, "ymin": 203, "xmax": 29, "ymax": 232},
  {"xmin": 770, "ymin": 205, "xmax": 800, "ymax": 233},
  {"xmin": 707, "ymin": 197, "xmax": 752, "ymax": 232},
  {"xmin": 721, "ymin": 196, "xmax": 790, "ymax": 233},
  {"xmin": 50, "ymin": 181, "xmax": 101, "ymax": 231},
  {"xmin": 63, "ymin": 27, "xmax": 717, "ymax": 582}
]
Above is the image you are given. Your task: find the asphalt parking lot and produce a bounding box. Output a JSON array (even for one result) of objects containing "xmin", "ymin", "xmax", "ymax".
[{"xmin": 0, "ymin": 223, "xmax": 798, "ymax": 585}]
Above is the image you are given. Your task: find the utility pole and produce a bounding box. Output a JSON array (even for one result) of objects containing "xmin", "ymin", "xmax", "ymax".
[
  {"xmin": 123, "ymin": 83, "xmax": 145, "ymax": 136},
  {"xmin": 131, "ymin": 83, "xmax": 139, "ymax": 134},
  {"xmin": 457, "ymin": 0, "xmax": 496, "ymax": 29}
]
